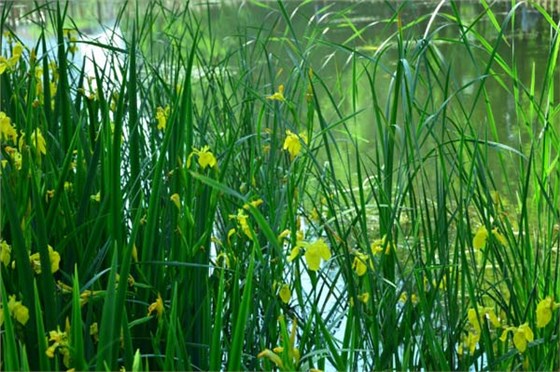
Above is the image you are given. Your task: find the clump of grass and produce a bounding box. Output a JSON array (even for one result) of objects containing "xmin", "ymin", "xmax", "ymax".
[{"xmin": 1, "ymin": 0, "xmax": 560, "ymax": 370}]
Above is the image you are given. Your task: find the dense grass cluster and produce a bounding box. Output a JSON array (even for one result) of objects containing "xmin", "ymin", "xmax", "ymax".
[{"xmin": 1, "ymin": 0, "xmax": 560, "ymax": 370}]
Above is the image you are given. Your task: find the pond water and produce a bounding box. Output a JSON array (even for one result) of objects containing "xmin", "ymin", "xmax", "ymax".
[
  {"xmin": 4, "ymin": 0, "xmax": 557, "ymax": 197},
  {"xmin": 4, "ymin": 1, "xmax": 557, "ymax": 122}
]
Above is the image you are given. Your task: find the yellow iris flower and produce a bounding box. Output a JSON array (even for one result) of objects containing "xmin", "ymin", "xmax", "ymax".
[
  {"xmin": 148, "ymin": 293, "xmax": 164, "ymax": 318},
  {"xmin": 500, "ymin": 323, "xmax": 534, "ymax": 353},
  {"xmin": 187, "ymin": 145, "xmax": 217, "ymax": 169},
  {"xmin": 258, "ymin": 317, "xmax": 300, "ymax": 370},
  {"xmin": 170, "ymin": 193, "xmax": 181, "ymax": 210},
  {"xmin": 303, "ymin": 238, "xmax": 331, "ymax": 271},
  {"xmin": 266, "ymin": 84, "xmax": 285, "ymax": 102},
  {"xmin": 29, "ymin": 245, "xmax": 60, "ymax": 274},
  {"xmin": 5, "ymin": 295, "xmax": 29, "ymax": 326},
  {"xmin": 279, "ymin": 283, "xmax": 291, "ymax": 304},
  {"xmin": 156, "ymin": 105, "xmax": 170, "ymax": 131},
  {"xmin": 0, "ymin": 240, "xmax": 11, "ymax": 267},
  {"xmin": 536, "ymin": 296, "xmax": 560, "ymax": 328},
  {"xmin": 473, "ymin": 226, "xmax": 507, "ymax": 250},
  {"xmin": 283, "ymin": 130, "xmax": 307, "ymax": 160},
  {"xmin": 352, "ymin": 251, "xmax": 368, "ymax": 276},
  {"xmin": 46, "ymin": 326, "xmax": 71, "ymax": 367},
  {"xmin": 0, "ymin": 112, "xmax": 17, "ymax": 142},
  {"xmin": 229, "ymin": 209, "xmax": 252, "ymax": 238}
]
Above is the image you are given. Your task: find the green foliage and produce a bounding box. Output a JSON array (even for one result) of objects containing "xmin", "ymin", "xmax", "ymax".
[{"xmin": 1, "ymin": 0, "xmax": 560, "ymax": 370}]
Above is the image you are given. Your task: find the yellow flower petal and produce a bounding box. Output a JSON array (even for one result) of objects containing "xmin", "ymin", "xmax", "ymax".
[
  {"xmin": 304, "ymin": 249, "xmax": 321, "ymax": 271},
  {"xmin": 288, "ymin": 246, "xmax": 300, "ymax": 262},
  {"xmin": 537, "ymin": 297, "xmax": 554, "ymax": 328},
  {"xmin": 513, "ymin": 329, "xmax": 528, "ymax": 353},
  {"xmin": 0, "ymin": 112, "xmax": 17, "ymax": 142},
  {"xmin": 0, "ymin": 240, "xmax": 11, "ymax": 267},
  {"xmin": 148, "ymin": 293, "xmax": 164, "ymax": 318},
  {"xmin": 279, "ymin": 284, "xmax": 291, "ymax": 304},
  {"xmin": 352, "ymin": 253, "xmax": 368, "ymax": 276},
  {"xmin": 266, "ymin": 84, "xmax": 285, "ymax": 102},
  {"xmin": 170, "ymin": 193, "xmax": 181, "ymax": 210},
  {"xmin": 257, "ymin": 348, "xmax": 284, "ymax": 368},
  {"xmin": 473, "ymin": 226, "xmax": 488, "ymax": 250},
  {"xmin": 48, "ymin": 245, "xmax": 60, "ymax": 273},
  {"xmin": 303, "ymin": 239, "xmax": 330, "ymax": 271},
  {"xmin": 358, "ymin": 292, "xmax": 370, "ymax": 304},
  {"xmin": 491, "ymin": 228, "xmax": 507, "ymax": 245},
  {"xmin": 467, "ymin": 308, "xmax": 481, "ymax": 332},
  {"xmin": 283, "ymin": 130, "xmax": 307, "ymax": 160}
]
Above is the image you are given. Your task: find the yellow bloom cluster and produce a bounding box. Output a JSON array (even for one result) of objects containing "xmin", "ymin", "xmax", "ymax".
[
  {"xmin": 288, "ymin": 238, "xmax": 331, "ymax": 271},
  {"xmin": 349, "ymin": 292, "xmax": 370, "ymax": 307},
  {"xmin": 46, "ymin": 326, "xmax": 70, "ymax": 367},
  {"xmin": 399, "ymin": 291, "xmax": 419, "ymax": 306},
  {"xmin": 29, "ymin": 245, "xmax": 60, "ymax": 274},
  {"xmin": 258, "ymin": 317, "xmax": 300, "ymax": 370},
  {"xmin": 278, "ymin": 283, "xmax": 291, "ymax": 304},
  {"xmin": 16, "ymin": 128, "xmax": 47, "ymax": 157},
  {"xmin": 63, "ymin": 29, "xmax": 78, "ymax": 54},
  {"xmin": 500, "ymin": 323, "xmax": 534, "ymax": 353},
  {"xmin": 536, "ymin": 296, "xmax": 560, "ymax": 328},
  {"xmin": 351, "ymin": 236, "xmax": 392, "ymax": 276},
  {"xmin": 148, "ymin": 293, "xmax": 164, "ymax": 319},
  {"xmin": 0, "ymin": 112, "xmax": 17, "ymax": 142},
  {"xmin": 57, "ymin": 281, "xmax": 104, "ymax": 307},
  {"xmin": 187, "ymin": 145, "xmax": 217, "ymax": 170},
  {"xmin": 2, "ymin": 146, "xmax": 22, "ymax": 170},
  {"xmin": 473, "ymin": 225, "xmax": 507, "ymax": 250},
  {"xmin": 155, "ymin": 105, "xmax": 170, "ymax": 131},
  {"xmin": 229, "ymin": 209, "xmax": 252, "ymax": 238},
  {"xmin": 0, "ymin": 295, "xmax": 30, "ymax": 327},
  {"xmin": 461, "ymin": 306, "xmax": 501, "ymax": 355},
  {"xmin": 0, "ymin": 240, "xmax": 11, "ymax": 266},
  {"xmin": 0, "ymin": 42, "xmax": 24, "ymax": 75},
  {"xmin": 283, "ymin": 130, "xmax": 307, "ymax": 160},
  {"xmin": 266, "ymin": 84, "xmax": 285, "ymax": 102}
]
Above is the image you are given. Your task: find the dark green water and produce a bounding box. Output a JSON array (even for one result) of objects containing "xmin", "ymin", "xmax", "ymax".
[{"xmin": 3, "ymin": 0, "xmax": 558, "ymax": 192}]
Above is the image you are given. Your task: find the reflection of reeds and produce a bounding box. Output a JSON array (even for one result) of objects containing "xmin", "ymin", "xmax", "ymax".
[{"xmin": 1, "ymin": 1, "xmax": 560, "ymax": 371}]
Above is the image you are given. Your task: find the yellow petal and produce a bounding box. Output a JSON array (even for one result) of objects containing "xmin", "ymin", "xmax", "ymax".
[
  {"xmin": 13, "ymin": 302, "xmax": 29, "ymax": 325},
  {"xmin": 279, "ymin": 284, "xmax": 291, "ymax": 304},
  {"xmin": 257, "ymin": 349, "xmax": 284, "ymax": 368},
  {"xmin": 492, "ymin": 228, "xmax": 507, "ymax": 245},
  {"xmin": 148, "ymin": 293, "xmax": 164, "ymax": 318},
  {"xmin": 48, "ymin": 246, "xmax": 60, "ymax": 273},
  {"xmin": 467, "ymin": 331, "xmax": 480, "ymax": 354},
  {"xmin": 358, "ymin": 292, "xmax": 370, "ymax": 304},
  {"xmin": 467, "ymin": 308, "xmax": 481, "ymax": 332},
  {"xmin": 537, "ymin": 297, "xmax": 554, "ymax": 328},
  {"xmin": 315, "ymin": 239, "xmax": 331, "ymax": 261},
  {"xmin": 288, "ymin": 246, "xmax": 300, "ymax": 262},
  {"xmin": 352, "ymin": 255, "xmax": 367, "ymax": 276},
  {"xmin": 500, "ymin": 327, "xmax": 513, "ymax": 342},
  {"xmin": 170, "ymin": 193, "xmax": 181, "ymax": 210},
  {"xmin": 513, "ymin": 329, "xmax": 528, "ymax": 353},
  {"xmin": 473, "ymin": 227, "xmax": 488, "ymax": 250},
  {"xmin": 519, "ymin": 323, "xmax": 534, "ymax": 342},
  {"xmin": 485, "ymin": 308, "xmax": 501, "ymax": 328},
  {"xmin": 304, "ymin": 249, "xmax": 321, "ymax": 271}
]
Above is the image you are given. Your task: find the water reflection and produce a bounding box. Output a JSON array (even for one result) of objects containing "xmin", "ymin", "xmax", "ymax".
[{"xmin": 3, "ymin": 0, "xmax": 558, "ymax": 188}]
